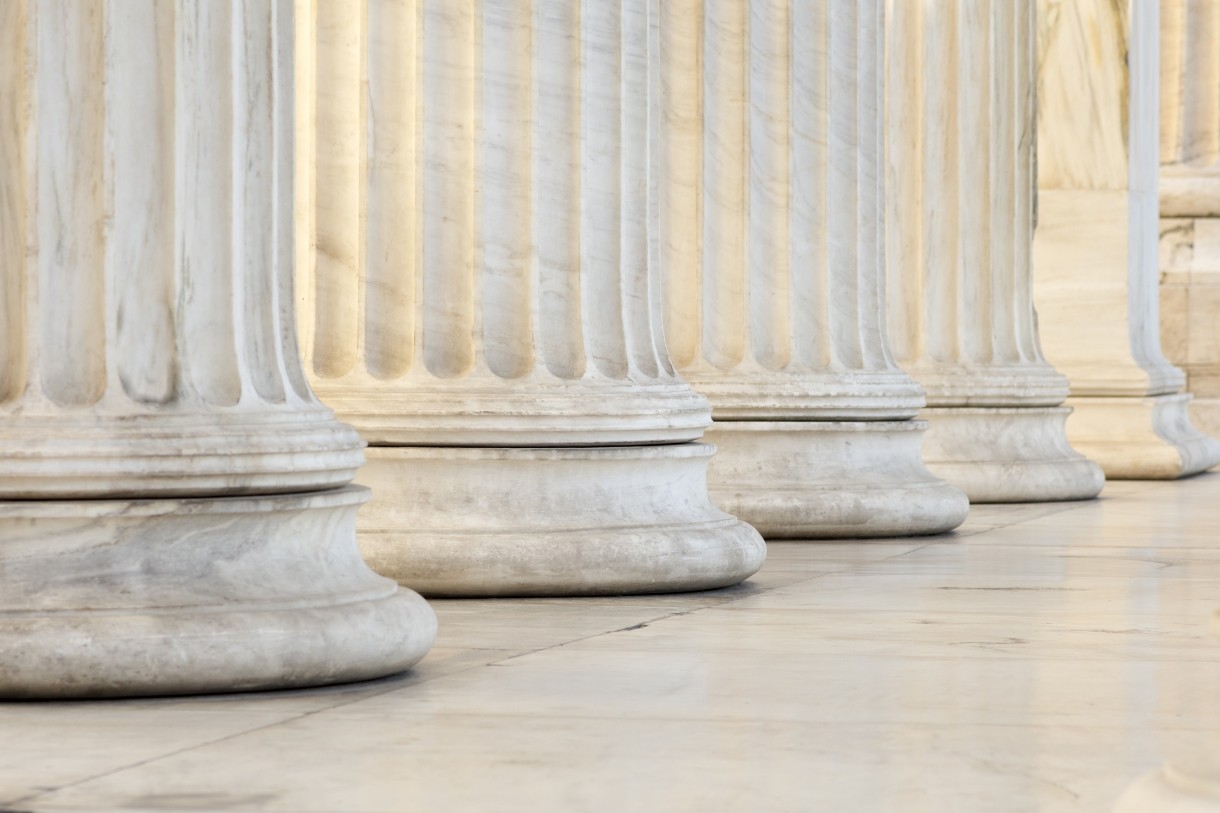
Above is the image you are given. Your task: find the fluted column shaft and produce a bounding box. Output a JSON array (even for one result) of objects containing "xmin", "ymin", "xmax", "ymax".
[
  {"xmin": 654, "ymin": 0, "xmax": 967, "ymax": 538},
  {"xmin": 299, "ymin": 0, "xmax": 706, "ymax": 446},
  {"xmin": 298, "ymin": 0, "xmax": 764, "ymax": 594},
  {"xmin": 884, "ymin": 0, "xmax": 1101, "ymax": 502},
  {"xmin": 0, "ymin": 0, "xmax": 434, "ymax": 698},
  {"xmin": 1033, "ymin": 0, "xmax": 1220, "ymax": 479},
  {"xmin": 888, "ymin": 1, "xmax": 1060, "ymax": 404},
  {"xmin": 0, "ymin": 0, "xmax": 362, "ymax": 497},
  {"xmin": 660, "ymin": 0, "xmax": 920, "ymax": 418}
]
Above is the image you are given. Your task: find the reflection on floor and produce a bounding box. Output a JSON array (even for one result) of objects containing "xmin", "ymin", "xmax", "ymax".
[{"xmin": 5, "ymin": 476, "xmax": 1220, "ymax": 812}]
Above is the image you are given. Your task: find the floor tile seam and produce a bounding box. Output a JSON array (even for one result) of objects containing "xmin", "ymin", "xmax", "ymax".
[
  {"xmin": 5, "ymin": 648, "xmax": 540, "ymax": 808},
  {"xmin": 961, "ymin": 499, "xmax": 1105, "ymax": 533},
  {"xmin": 114, "ymin": 708, "xmax": 1219, "ymax": 733}
]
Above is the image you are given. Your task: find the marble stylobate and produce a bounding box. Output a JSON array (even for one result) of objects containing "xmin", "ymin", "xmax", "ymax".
[
  {"xmin": 654, "ymin": 0, "xmax": 968, "ymax": 538},
  {"xmin": 297, "ymin": 0, "xmax": 764, "ymax": 595},
  {"xmin": 0, "ymin": 0, "xmax": 435, "ymax": 698}
]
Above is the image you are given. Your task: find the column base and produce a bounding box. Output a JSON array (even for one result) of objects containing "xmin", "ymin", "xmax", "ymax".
[
  {"xmin": 1189, "ymin": 398, "xmax": 1220, "ymax": 441},
  {"xmin": 1116, "ymin": 759, "xmax": 1220, "ymax": 811},
  {"xmin": 356, "ymin": 443, "xmax": 766, "ymax": 597},
  {"xmin": 919, "ymin": 407, "xmax": 1104, "ymax": 503},
  {"xmin": 0, "ymin": 486, "xmax": 435, "ymax": 699},
  {"xmin": 703, "ymin": 421, "xmax": 968, "ymax": 539},
  {"xmin": 1064, "ymin": 393, "xmax": 1220, "ymax": 479}
]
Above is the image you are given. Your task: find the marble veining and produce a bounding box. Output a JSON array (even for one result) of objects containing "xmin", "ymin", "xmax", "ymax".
[
  {"xmin": 298, "ymin": 0, "xmax": 708, "ymax": 446},
  {"xmin": 1034, "ymin": 0, "xmax": 1220, "ymax": 479},
  {"xmin": 0, "ymin": 0, "xmax": 364, "ymax": 498}
]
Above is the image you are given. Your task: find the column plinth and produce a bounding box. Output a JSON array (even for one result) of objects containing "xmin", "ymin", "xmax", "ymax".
[
  {"xmin": 1034, "ymin": 0, "xmax": 1220, "ymax": 479},
  {"xmin": 0, "ymin": 0, "xmax": 434, "ymax": 697},
  {"xmin": 655, "ymin": 0, "xmax": 967, "ymax": 538},
  {"xmin": 299, "ymin": 0, "xmax": 764, "ymax": 594},
  {"xmin": 885, "ymin": 0, "xmax": 1102, "ymax": 502}
]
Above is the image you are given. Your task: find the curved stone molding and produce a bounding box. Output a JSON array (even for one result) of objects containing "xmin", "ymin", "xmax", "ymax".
[
  {"xmin": 1116, "ymin": 759, "xmax": 1220, "ymax": 811},
  {"xmin": 885, "ymin": 0, "xmax": 1102, "ymax": 502},
  {"xmin": 0, "ymin": 0, "xmax": 435, "ymax": 697},
  {"xmin": 1159, "ymin": 0, "xmax": 1220, "ymax": 439},
  {"xmin": 655, "ymin": 0, "xmax": 967, "ymax": 538},
  {"xmin": 298, "ymin": 0, "xmax": 764, "ymax": 592},
  {"xmin": 358, "ymin": 445, "xmax": 758, "ymax": 597},
  {"xmin": 0, "ymin": 0, "xmax": 364, "ymax": 498},
  {"xmin": 1033, "ymin": 0, "xmax": 1220, "ymax": 479},
  {"xmin": 0, "ymin": 487, "xmax": 436, "ymax": 698}
]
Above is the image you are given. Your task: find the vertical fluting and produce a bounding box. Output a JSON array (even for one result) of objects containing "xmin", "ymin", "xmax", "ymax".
[
  {"xmin": 299, "ymin": 0, "xmax": 709, "ymax": 445},
  {"xmin": 0, "ymin": 0, "xmax": 363, "ymax": 497},
  {"xmin": 1161, "ymin": 0, "xmax": 1220, "ymax": 166},
  {"xmin": 886, "ymin": 0, "xmax": 1064, "ymax": 405},
  {"xmin": 656, "ymin": 0, "xmax": 917, "ymax": 419},
  {"xmin": 0, "ymin": 0, "xmax": 25, "ymax": 404}
]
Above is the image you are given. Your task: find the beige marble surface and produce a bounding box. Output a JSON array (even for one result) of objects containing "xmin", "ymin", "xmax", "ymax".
[
  {"xmin": 1034, "ymin": 0, "xmax": 1220, "ymax": 479},
  {"xmin": 6, "ymin": 476, "xmax": 1220, "ymax": 810},
  {"xmin": 1159, "ymin": 0, "xmax": 1220, "ymax": 446}
]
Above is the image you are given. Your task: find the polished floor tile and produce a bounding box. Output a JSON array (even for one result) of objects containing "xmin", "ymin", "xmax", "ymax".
[{"xmin": 5, "ymin": 476, "xmax": 1220, "ymax": 812}]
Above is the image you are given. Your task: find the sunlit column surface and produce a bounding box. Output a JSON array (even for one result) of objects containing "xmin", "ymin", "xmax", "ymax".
[
  {"xmin": 1159, "ymin": 0, "xmax": 1220, "ymax": 440},
  {"xmin": 297, "ymin": 0, "xmax": 764, "ymax": 595},
  {"xmin": 0, "ymin": 0, "xmax": 435, "ymax": 697},
  {"xmin": 654, "ymin": 0, "xmax": 968, "ymax": 537},
  {"xmin": 884, "ymin": 0, "xmax": 1102, "ymax": 501},
  {"xmin": 1033, "ymin": 0, "xmax": 1220, "ymax": 478}
]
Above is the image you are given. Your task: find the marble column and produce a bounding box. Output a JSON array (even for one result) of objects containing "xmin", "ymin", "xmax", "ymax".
[
  {"xmin": 1160, "ymin": 0, "xmax": 1220, "ymax": 439},
  {"xmin": 1033, "ymin": 0, "xmax": 1220, "ymax": 479},
  {"xmin": 654, "ymin": 0, "xmax": 968, "ymax": 538},
  {"xmin": 884, "ymin": 1, "xmax": 1103, "ymax": 502},
  {"xmin": 297, "ymin": 0, "xmax": 765, "ymax": 595},
  {"xmin": 0, "ymin": 0, "xmax": 435, "ymax": 698}
]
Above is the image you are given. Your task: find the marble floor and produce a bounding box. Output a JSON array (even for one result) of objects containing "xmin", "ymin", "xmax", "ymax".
[{"xmin": 5, "ymin": 477, "xmax": 1220, "ymax": 812}]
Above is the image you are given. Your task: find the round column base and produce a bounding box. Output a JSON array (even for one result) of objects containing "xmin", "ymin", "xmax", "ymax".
[
  {"xmin": 356, "ymin": 443, "xmax": 766, "ymax": 597},
  {"xmin": 703, "ymin": 421, "xmax": 969, "ymax": 539},
  {"xmin": 0, "ymin": 486, "xmax": 436, "ymax": 699},
  {"xmin": 1116, "ymin": 758, "xmax": 1220, "ymax": 811},
  {"xmin": 1064, "ymin": 393, "xmax": 1220, "ymax": 480},
  {"xmin": 919, "ymin": 406, "xmax": 1104, "ymax": 502}
]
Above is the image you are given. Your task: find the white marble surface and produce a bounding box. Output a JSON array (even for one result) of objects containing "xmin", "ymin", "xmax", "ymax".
[
  {"xmin": 297, "ymin": 0, "xmax": 708, "ymax": 447},
  {"xmin": 0, "ymin": 487, "xmax": 436, "ymax": 698},
  {"xmin": 295, "ymin": 0, "xmax": 761, "ymax": 596},
  {"xmin": 0, "ymin": 0, "xmax": 436, "ymax": 697},
  {"xmin": 886, "ymin": 1, "xmax": 1101, "ymax": 502},
  {"xmin": 355, "ymin": 443, "xmax": 765, "ymax": 597},
  {"xmin": 6, "ymin": 476, "xmax": 1220, "ymax": 810},
  {"xmin": 652, "ymin": 0, "xmax": 965, "ymax": 536},
  {"xmin": 0, "ymin": 0, "xmax": 364, "ymax": 498}
]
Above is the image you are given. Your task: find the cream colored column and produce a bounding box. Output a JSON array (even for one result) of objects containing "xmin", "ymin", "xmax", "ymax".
[
  {"xmin": 654, "ymin": 0, "xmax": 968, "ymax": 538},
  {"xmin": 1160, "ymin": 0, "xmax": 1220, "ymax": 439},
  {"xmin": 1033, "ymin": 0, "xmax": 1220, "ymax": 479},
  {"xmin": 298, "ymin": 0, "xmax": 765, "ymax": 595},
  {"xmin": 885, "ymin": 1, "xmax": 1103, "ymax": 502},
  {"xmin": 0, "ymin": 0, "xmax": 435, "ymax": 698}
]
